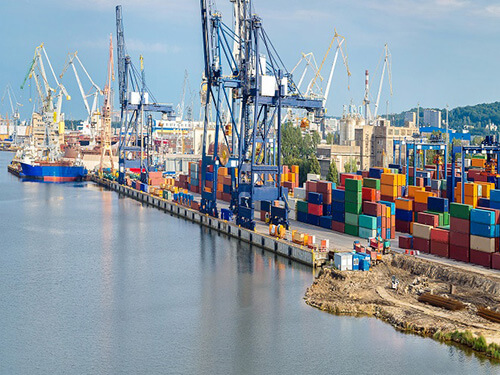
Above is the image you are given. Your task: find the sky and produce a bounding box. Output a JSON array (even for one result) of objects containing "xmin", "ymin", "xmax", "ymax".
[{"xmin": 0, "ymin": 0, "xmax": 499, "ymax": 121}]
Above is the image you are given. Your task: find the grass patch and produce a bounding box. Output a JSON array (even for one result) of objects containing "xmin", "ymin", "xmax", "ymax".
[{"xmin": 433, "ymin": 330, "xmax": 500, "ymax": 359}]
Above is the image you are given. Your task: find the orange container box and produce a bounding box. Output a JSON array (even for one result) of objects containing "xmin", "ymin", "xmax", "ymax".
[
  {"xmin": 414, "ymin": 190, "xmax": 435, "ymax": 204},
  {"xmin": 381, "ymin": 173, "xmax": 397, "ymax": 186},
  {"xmin": 381, "ymin": 184, "xmax": 397, "ymax": 197},
  {"xmin": 395, "ymin": 198, "xmax": 413, "ymax": 211},
  {"xmin": 408, "ymin": 185, "xmax": 425, "ymax": 198}
]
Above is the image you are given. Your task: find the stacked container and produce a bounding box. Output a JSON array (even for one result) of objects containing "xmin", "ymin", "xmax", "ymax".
[
  {"xmin": 344, "ymin": 179, "xmax": 362, "ymax": 236},
  {"xmin": 412, "ymin": 222, "xmax": 433, "ymax": 253},
  {"xmin": 426, "ymin": 196, "xmax": 450, "ymax": 227},
  {"xmin": 331, "ymin": 188, "xmax": 345, "ymax": 233},
  {"xmin": 469, "ymin": 208, "xmax": 497, "ymax": 268},
  {"xmin": 296, "ymin": 200, "xmax": 308, "ymax": 223},
  {"xmin": 430, "ymin": 227, "xmax": 450, "ymax": 257},
  {"xmin": 395, "ymin": 198, "xmax": 413, "ymax": 233},
  {"xmin": 449, "ymin": 203, "xmax": 471, "ymax": 263},
  {"xmin": 307, "ymin": 191, "xmax": 323, "ymax": 226},
  {"xmin": 380, "ymin": 173, "xmax": 404, "ymax": 202},
  {"xmin": 380, "ymin": 201, "xmax": 396, "ymax": 239}
]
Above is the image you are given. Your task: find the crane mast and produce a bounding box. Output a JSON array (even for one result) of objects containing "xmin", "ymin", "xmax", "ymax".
[
  {"xmin": 99, "ymin": 34, "xmax": 115, "ymax": 174},
  {"xmin": 373, "ymin": 44, "xmax": 392, "ymax": 119}
]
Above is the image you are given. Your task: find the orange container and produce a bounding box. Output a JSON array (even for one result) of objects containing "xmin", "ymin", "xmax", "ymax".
[
  {"xmin": 381, "ymin": 184, "xmax": 397, "ymax": 197},
  {"xmin": 381, "ymin": 173, "xmax": 397, "ymax": 186},
  {"xmin": 395, "ymin": 198, "xmax": 413, "ymax": 211},
  {"xmin": 408, "ymin": 185, "xmax": 425, "ymax": 198},
  {"xmin": 464, "ymin": 195, "xmax": 477, "ymax": 208},
  {"xmin": 414, "ymin": 190, "xmax": 435, "ymax": 204},
  {"xmin": 471, "ymin": 158, "xmax": 486, "ymax": 168}
]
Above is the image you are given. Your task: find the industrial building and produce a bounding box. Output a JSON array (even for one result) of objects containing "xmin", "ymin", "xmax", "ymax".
[{"xmin": 423, "ymin": 109, "xmax": 442, "ymax": 128}]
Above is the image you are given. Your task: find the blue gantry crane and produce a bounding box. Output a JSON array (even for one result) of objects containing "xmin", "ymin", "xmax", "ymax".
[
  {"xmin": 199, "ymin": 0, "xmax": 323, "ymax": 229},
  {"xmin": 115, "ymin": 5, "xmax": 175, "ymax": 185}
]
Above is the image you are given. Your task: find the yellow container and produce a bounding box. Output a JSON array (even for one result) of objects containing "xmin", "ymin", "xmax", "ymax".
[
  {"xmin": 464, "ymin": 195, "xmax": 477, "ymax": 208},
  {"xmin": 464, "ymin": 182, "xmax": 478, "ymax": 197},
  {"xmin": 478, "ymin": 182, "xmax": 494, "ymax": 198},
  {"xmin": 414, "ymin": 190, "xmax": 435, "ymax": 204}
]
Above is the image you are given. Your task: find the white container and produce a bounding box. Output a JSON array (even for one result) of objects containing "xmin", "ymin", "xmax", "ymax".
[
  {"xmin": 413, "ymin": 223, "xmax": 433, "ymax": 240},
  {"xmin": 294, "ymin": 187, "xmax": 307, "ymax": 200},
  {"xmin": 307, "ymin": 173, "xmax": 320, "ymax": 181},
  {"xmin": 470, "ymin": 235, "xmax": 496, "ymax": 253},
  {"xmin": 334, "ymin": 252, "xmax": 353, "ymax": 271}
]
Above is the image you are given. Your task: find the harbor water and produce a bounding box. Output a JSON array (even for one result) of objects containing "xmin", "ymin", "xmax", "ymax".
[{"xmin": 0, "ymin": 152, "xmax": 496, "ymax": 374}]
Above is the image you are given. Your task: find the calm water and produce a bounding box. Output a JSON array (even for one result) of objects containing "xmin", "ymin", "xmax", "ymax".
[{"xmin": 0, "ymin": 152, "xmax": 496, "ymax": 375}]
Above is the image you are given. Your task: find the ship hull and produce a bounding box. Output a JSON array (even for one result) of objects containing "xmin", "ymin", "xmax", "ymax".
[{"xmin": 20, "ymin": 162, "xmax": 87, "ymax": 182}]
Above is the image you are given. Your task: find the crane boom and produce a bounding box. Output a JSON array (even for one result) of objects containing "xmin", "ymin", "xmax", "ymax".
[{"xmin": 373, "ymin": 44, "xmax": 392, "ymax": 119}]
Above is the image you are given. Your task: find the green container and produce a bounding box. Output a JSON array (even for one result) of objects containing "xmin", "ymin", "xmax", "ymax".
[
  {"xmin": 345, "ymin": 200, "xmax": 362, "ymax": 215},
  {"xmin": 409, "ymin": 176, "xmax": 414, "ymax": 185},
  {"xmin": 344, "ymin": 223, "xmax": 359, "ymax": 236},
  {"xmin": 345, "ymin": 192, "xmax": 362, "ymax": 204},
  {"xmin": 359, "ymin": 227, "xmax": 377, "ymax": 239},
  {"xmin": 450, "ymin": 202, "xmax": 472, "ymax": 220},
  {"xmin": 345, "ymin": 212, "xmax": 359, "ymax": 226},
  {"xmin": 359, "ymin": 214, "xmax": 377, "ymax": 230},
  {"xmin": 440, "ymin": 180, "xmax": 447, "ymax": 191},
  {"xmin": 443, "ymin": 212, "xmax": 450, "ymax": 226},
  {"xmin": 296, "ymin": 200, "xmax": 308, "ymax": 213},
  {"xmin": 426, "ymin": 210, "xmax": 444, "ymax": 227},
  {"xmin": 345, "ymin": 179, "xmax": 362, "ymax": 192},
  {"xmin": 162, "ymin": 190, "xmax": 171, "ymax": 200},
  {"xmin": 363, "ymin": 178, "xmax": 381, "ymax": 190}
]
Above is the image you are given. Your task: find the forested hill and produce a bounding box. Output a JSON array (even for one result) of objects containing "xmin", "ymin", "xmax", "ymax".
[{"xmin": 392, "ymin": 102, "xmax": 500, "ymax": 135}]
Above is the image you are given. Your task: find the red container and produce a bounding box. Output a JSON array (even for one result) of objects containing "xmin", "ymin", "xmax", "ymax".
[
  {"xmin": 363, "ymin": 201, "xmax": 381, "ymax": 216},
  {"xmin": 340, "ymin": 173, "xmax": 361, "ymax": 186},
  {"xmin": 449, "ymin": 217, "xmax": 470, "ymax": 234},
  {"xmin": 391, "ymin": 215, "xmax": 396, "ymax": 227},
  {"xmin": 430, "ymin": 241, "xmax": 449, "ymax": 257},
  {"xmin": 414, "ymin": 202, "xmax": 428, "ymax": 212},
  {"xmin": 415, "ymin": 177, "xmax": 424, "ymax": 187},
  {"xmin": 417, "ymin": 212, "xmax": 439, "ymax": 227},
  {"xmin": 380, "ymin": 195, "xmax": 395, "ymax": 202},
  {"xmin": 449, "ymin": 231, "xmax": 469, "ymax": 247},
  {"xmin": 414, "ymin": 237, "xmax": 430, "ymax": 253},
  {"xmin": 222, "ymin": 193, "xmax": 231, "ymax": 202},
  {"xmin": 323, "ymin": 193, "xmax": 332, "ymax": 205},
  {"xmin": 449, "ymin": 244, "xmax": 470, "ymax": 263},
  {"xmin": 305, "ymin": 181, "xmax": 317, "ymax": 193},
  {"xmin": 391, "ymin": 225, "xmax": 396, "ymax": 239},
  {"xmin": 492, "ymin": 253, "xmax": 500, "ymax": 270},
  {"xmin": 308, "ymin": 203, "xmax": 323, "ymax": 216},
  {"xmin": 331, "ymin": 221, "xmax": 345, "ymax": 233},
  {"xmin": 399, "ymin": 235, "xmax": 413, "ymax": 249},
  {"xmin": 362, "ymin": 187, "xmax": 377, "ymax": 202},
  {"xmin": 430, "ymin": 228, "xmax": 449, "ymax": 243},
  {"xmin": 317, "ymin": 180, "xmax": 332, "ymax": 194},
  {"xmin": 470, "ymin": 249, "xmax": 492, "ymax": 268},
  {"xmin": 396, "ymin": 219, "xmax": 411, "ymax": 233},
  {"xmin": 260, "ymin": 210, "xmax": 266, "ymax": 221}
]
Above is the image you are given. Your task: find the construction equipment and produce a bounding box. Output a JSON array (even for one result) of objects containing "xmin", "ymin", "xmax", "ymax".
[
  {"xmin": 391, "ymin": 275, "xmax": 399, "ymax": 290},
  {"xmin": 99, "ymin": 34, "xmax": 115, "ymax": 175},
  {"xmin": 1, "ymin": 84, "xmax": 22, "ymax": 144},
  {"xmin": 115, "ymin": 5, "xmax": 175, "ymax": 185},
  {"xmin": 199, "ymin": 0, "xmax": 323, "ymax": 228},
  {"xmin": 60, "ymin": 50, "xmax": 102, "ymax": 143}
]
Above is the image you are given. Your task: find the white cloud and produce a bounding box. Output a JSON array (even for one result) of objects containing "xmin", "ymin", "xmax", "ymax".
[
  {"xmin": 484, "ymin": 4, "xmax": 500, "ymax": 17},
  {"xmin": 126, "ymin": 38, "xmax": 180, "ymax": 54}
]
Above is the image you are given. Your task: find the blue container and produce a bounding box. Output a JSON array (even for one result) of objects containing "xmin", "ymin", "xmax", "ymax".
[
  {"xmin": 319, "ymin": 216, "xmax": 333, "ymax": 229},
  {"xmin": 223, "ymin": 184, "xmax": 231, "ymax": 194},
  {"xmin": 331, "ymin": 182, "xmax": 337, "ymax": 189},
  {"xmin": 490, "ymin": 200, "xmax": 500, "ymax": 210},
  {"xmin": 205, "ymin": 172, "xmax": 214, "ymax": 181},
  {"xmin": 307, "ymin": 213, "xmax": 320, "ymax": 226},
  {"xmin": 377, "ymin": 216, "xmax": 382, "ymax": 228},
  {"xmin": 478, "ymin": 198, "xmax": 491, "ymax": 208},
  {"xmin": 427, "ymin": 197, "xmax": 449, "ymax": 213},
  {"xmin": 308, "ymin": 192, "xmax": 323, "ymax": 205},
  {"xmin": 332, "ymin": 200, "xmax": 345, "ymax": 212},
  {"xmin": 297, "ymin": 211, "xmax": 308, "ymax": 223},
  {"xmin": 386, "ymin": 229, "xmax": 391, "ymax": 238},
  {"xmin": 260, "ymin": 200, "xmax": 271, "ymax": 212},
  {"xmin": 471, "ymin": 208, "xmax": 496, "ymax": 225},
  {"xmin": 396, "ymin": 208, "xmax": 413, "ymax": 222},
  {"xmin": 323, "ymin": 204, "xmax": 332, "ymax": 216},
  {"xmin": 220, "ymin": 208, "xmax": 233, "ymax": 221},
  {"xmin": 491, "ymin": 189, "xmax": 500, "ymax": 203},
  {"xmin": 332, "ymin": 189, "xmax": 345, "ymax": 202},
  {"xmin": 352, "ymin": 253, "xmax": 360, "ymax": 271},
  {"xmin": 380, "ymin": 201, "xmax": 396, "ymax": 215},
  {"xmin": 332, "ymin": 210, "xmax": 345, "ymax": 223},
  {"xmin": 369, "ymin": 168, "xmax": 383, "ymax": 179},
  {"xmin": 470, "ymin": 221, "xmax": 496, "ymax": 238}
]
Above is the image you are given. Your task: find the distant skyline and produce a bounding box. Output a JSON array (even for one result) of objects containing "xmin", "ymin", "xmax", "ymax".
[{"xmin": 0, "ymin": 0, "xmax": 499, "ymax": 121}]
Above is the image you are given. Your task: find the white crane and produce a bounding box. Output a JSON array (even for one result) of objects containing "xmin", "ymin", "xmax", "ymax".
[
  {"xmin": 60, "ymin": 51, "xmax": 103, "ymax": 136},
  {"xmin": 290, "ymin": 52, "xmax": 321, "ymax": 94},
  {"xmin": 373, "ymin": 44, "xmax": 392, "ymax": 119}
]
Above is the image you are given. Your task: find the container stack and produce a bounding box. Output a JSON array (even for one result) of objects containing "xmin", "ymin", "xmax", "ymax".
[
  {"xmin": 380, "ymin": 173, "xmax": 405, "ymax": 202},
  {"xmin": 307, "ymin": 191, "xmax": 323, "ymax": 227},
  {"xmin": 148, "ymin": 171, "xmax": 163, "ymax": 186},
  {"xmin": 430, "ymin": 227, "xmax": 450, "ymax": 257},
  {"xmin": 469, "ymin": 208, "xmax": 497, "ymax": 268},
  {"xmin": 412, "ymin": 222, "xmax": 433, "ymax": 253},
  {"xmin": 189, "ymin": 162, "xmax": 200, "ymax": 194},
  {"xmin": 490, "ymin": 189, "xmax": 500, "ymax": 210},
  {"xmin": 331, "ymin": 188, "xmax": 345, "ymax": 233},
  {"xmin": 296, "ymin": 200, "xmax": 308, "ymax": 223},
  {"xmin": 455, "ymin": 182, "xmax": 479, "ymax": 208},
  {"xmin": 344, "ymin": 178, "xmax": 362, "ymax": 236},
  {"xmin": 449, "ymin": 203, "xmax": 471, "ymax": 263},
  {"xmin": 380, "ymin": 201, "xmax": 396, "ymax": 239},
  {"xmin": 426, "ymin": 196, "xmax": 450, "ymax": 228},
  {"xmin": 395, "ymin": 198, "xmax": 413, "ymax": 233}
]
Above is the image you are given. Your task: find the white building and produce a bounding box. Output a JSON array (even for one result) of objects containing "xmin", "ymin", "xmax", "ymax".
[{"xmin": 423, "ymin": 109, "xmax": 442, "ymax": 128}]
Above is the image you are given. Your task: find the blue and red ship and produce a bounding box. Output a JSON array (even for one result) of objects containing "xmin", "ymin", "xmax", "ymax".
[{"xmin": 20, "ymin": 160, "xmax": 87, "ymax": 182}]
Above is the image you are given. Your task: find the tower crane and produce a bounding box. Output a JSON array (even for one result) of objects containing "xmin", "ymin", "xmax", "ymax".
[
  {"xmin": 99, "ymin": 34, "xmax": 115, "ymax": 174},
  {"xmin": 1, "ymin": 84, "xmax": 22, "ymax": 143},
  {"xmin": 373, "ymin": 43, "xmax": 392, "ymax": 120},
  {"xmin": 199, "ymin": 0, "xmax": 323, "ymax": 228},
  {"xmin": 21, "ymin": 44, "xmax": 71, "ymax": 155},
  {"xmin": 115, "ymin": 5, "xmax": 174, "ymax": 185},
  {"xmin": 290, "ymin": 52, "xmax": 320, "ymax": 93},
  {"xmin": 60, "ymin": 51, "xmax": 103, "ymax": 141}
]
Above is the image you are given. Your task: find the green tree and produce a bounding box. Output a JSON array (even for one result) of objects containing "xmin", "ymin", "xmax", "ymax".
[
  {"xmin": 472, "ymin": 136, "xmax": 483, "ymax": 145},
  {"xmin": 326, "ymin": 132, "xmax": 335, "ymax": 145},
  {"xmin": 326, "ymin": 159, "xmax": 339, "ymax": 184},
  {"xmin": 309, "ymin": 154, "xmax": 321, "ymax": 175},
  {"xmin": 311, "ymin": 131, "xmax": 321, "ymax": 149},
  {"xmin": 343, "ymin": 158, "xmax": 357, "ymax": 173}
]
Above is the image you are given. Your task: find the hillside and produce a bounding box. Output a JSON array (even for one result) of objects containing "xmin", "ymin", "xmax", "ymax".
[{"xmin": 392, "ymin": 102, "xmax": 500, "ymax": 136}]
